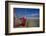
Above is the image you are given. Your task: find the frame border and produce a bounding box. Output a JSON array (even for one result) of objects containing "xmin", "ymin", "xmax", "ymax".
[{"xmin": 5, "ymin": 1, "xmax": 45, "ymax": 35}]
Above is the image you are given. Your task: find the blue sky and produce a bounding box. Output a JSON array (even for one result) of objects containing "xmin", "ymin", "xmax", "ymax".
[{"xmin": 14, "ymin": 8, "xmax": 39, "ymax": 19}]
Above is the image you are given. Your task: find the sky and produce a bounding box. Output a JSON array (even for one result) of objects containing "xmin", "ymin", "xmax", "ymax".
[{"xmin": 14, "ymin": 8, "xmax": 39, "ymax": 19}]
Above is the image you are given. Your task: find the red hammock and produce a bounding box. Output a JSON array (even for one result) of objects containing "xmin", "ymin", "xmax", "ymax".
[{"xmin": 16, "ymin": 17, "xmax": 26, "ymax": 27}]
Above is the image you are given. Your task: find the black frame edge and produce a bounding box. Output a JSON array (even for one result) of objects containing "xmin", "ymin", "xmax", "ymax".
[
  {"xmin": 5, "ymin": 1, "xmax": 9, "ymax": 35},
  {"xmin": 43, "ymin": 3, "xmax": 45, "ymax": 33},
  {"xmin": 5, "ymin": 1, "xmax": 44, "ymax": 4}
]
